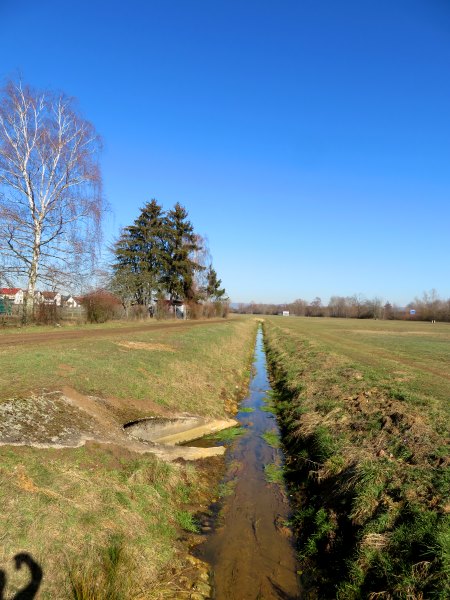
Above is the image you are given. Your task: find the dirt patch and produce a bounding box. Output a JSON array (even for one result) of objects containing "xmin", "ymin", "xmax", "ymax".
[
  {"xmin": 62, "ymin": 385, "xmax": 120, "ymax": 430},
  {"xmin": 58, "ymin": 363, "xmax": 75, "ymax": 372},
  {"xmin": 115, "ymin": 341, "xmax": 175, "ymax": 352},
  {"xmin": 0, "ymin": 392, "xmax": 102, "ymax": 446}
]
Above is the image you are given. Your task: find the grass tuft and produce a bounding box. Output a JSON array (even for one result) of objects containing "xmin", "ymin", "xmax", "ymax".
[
  {"xmin": 261, "ymin": 429, "xmax": 280, "ymax": 448},
  {"xmin": 264, "ymin": 462, "xmax": 284, "ymax": 484},
  {"xmin": 206, "ymin": 425, "xmax": 245, "ymax": 443}
]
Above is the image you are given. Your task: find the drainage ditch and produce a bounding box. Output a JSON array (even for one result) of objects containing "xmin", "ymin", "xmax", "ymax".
[{"xmin": 194, "ymin": 327, "xmax": 301, "ymax": 599}]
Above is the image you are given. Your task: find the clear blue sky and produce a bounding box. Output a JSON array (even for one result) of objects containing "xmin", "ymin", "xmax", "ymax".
[{"xmin": 2, "ymin": 0, "xmax": 450, "ymax": 304}]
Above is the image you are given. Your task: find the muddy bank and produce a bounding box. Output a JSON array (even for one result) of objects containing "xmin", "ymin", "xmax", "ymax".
[{"xmin": 194, "ymin": 328, "xmax": 301, "ymax": 600}]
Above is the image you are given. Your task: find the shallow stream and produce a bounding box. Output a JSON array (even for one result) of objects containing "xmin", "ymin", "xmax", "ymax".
[{"xmin": 195, "ymin": 327, "xmax": 301, "ymax": 599}]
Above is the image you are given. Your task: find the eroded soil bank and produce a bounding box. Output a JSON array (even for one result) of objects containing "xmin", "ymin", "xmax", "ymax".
[{"xmin": 195, "ymin": 328, "xmax": 301, "ymax": 600}]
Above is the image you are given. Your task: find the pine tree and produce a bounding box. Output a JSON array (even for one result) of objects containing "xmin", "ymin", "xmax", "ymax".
[
  {"xmin": 205, "ymin": 264, "xmax": 226, "ymax": 300},
  {"xmin": 161, "ymin": 203, "xmax": 203, "ymax": 301},
  {"xmin": 112, "ymin": 200, "xmax": 166, "ymax": 308}
]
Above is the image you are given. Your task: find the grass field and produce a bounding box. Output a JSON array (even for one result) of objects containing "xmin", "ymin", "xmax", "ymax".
[
  {"xmin": 263, "ymin": 316, "xmax": 449, "ymax": 599},
  {"xmin": 0, "ymin": 317, "xmax": 256, "ymax": 418},
  {"xmin": 0, "ymin": 316, "xmax": 257, "ymax": 599}
]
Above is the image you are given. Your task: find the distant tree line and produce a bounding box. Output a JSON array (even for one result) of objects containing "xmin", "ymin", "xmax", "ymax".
[{"xmin": 234, "ymin": 290, "xmax": 450, "ymax": 322}]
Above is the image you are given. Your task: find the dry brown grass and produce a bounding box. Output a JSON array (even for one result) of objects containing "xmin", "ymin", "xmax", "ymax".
[
  {"xmin": 115, "ymin": 341, "xmax": 176, "ymax": 352},
  {"xmin": 0, "ymin": 443, "xmax": 214, "ymax": 598}
]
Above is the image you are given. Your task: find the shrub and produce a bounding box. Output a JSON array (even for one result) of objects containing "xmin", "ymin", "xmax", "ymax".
[
  {"xmin": 128, "ymin": 304, "xmax": 148, "ymax": 320},
  {"xmin": 34, "ymin": 302, "xmax": 59, "ymax": 325},
  {"xmin": 82, "ymin": 290, "xmax": 122, "ymax": 323}
]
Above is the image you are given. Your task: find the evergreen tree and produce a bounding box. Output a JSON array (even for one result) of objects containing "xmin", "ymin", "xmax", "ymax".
[
  {"xmin": 161, "ymin": 203, "xmax": 203, "ymax": 301},
  {"xmin": 112, "ymin": 200, "xmax": 165, "ymax": 307},
  {"xmin": 205, "ymin": 264, "xmax": 226, "ymax": 300}
]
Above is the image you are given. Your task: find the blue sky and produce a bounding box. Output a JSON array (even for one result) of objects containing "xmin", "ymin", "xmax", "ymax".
[{"xmin": 1, "ymin": 0, "xmax": 450, "ymax": 304}]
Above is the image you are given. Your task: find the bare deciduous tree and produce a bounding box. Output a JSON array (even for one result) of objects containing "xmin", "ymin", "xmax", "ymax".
[
  {"xmin": 190, "ymin": 233, "xmax": 212, "ymax": 299},
  {"xmin": 0, "ymin": 80, "xmax": 104, "ymax": 317}
]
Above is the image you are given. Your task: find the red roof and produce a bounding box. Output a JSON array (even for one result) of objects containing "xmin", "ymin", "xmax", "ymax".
[
  {"xmin": 41, "ymin": 291, "xmax": 58, "ymax": 299},
  {"xmin": 0, "ymin": 288, "xmax": 22, "ymax": 295}
]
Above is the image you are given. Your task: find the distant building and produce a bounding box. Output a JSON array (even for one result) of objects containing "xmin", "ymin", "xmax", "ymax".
[
  {"xmin": 39, "ymin": 291, "xmax": 62, "ymax": 306},
  {"xmin": 0, "ymin": 288, "xmax": 24, "ymax": 304},
  {"xmin": 62, "ymin": 295, "xmax": 80, "ymax": 308},
  {"xmin": 282, "ymin": 310, "xmax": 290, "ymax": 317}
]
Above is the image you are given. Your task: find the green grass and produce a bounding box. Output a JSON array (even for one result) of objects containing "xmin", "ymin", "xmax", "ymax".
[
  {"xmin": 260, "ymin": 403, "xmax": 275, "ymax": 413},
  {"xmin": 0, "ymin": 318, "xmax": 177, "ymax": 335},
  {"xmin": 0, "ymin": 317, "xmax": 258, "ymax": 419},
  {"xmin": 217, "ymin": 479, "xmax": 237, "ymax": 498},
  {"xmin": 0, "ymin": 444, "xmax": 203, "ymax": 598},
  {"xmin": 264, "ymin": 462, "xmax": 284, "ymax": 484},
  {"xmin": 263, "ymin": 316, "xmax": 450, "ymax": 599},
  {"xmin": 239, "ymin": 406, "xmax": 254, "ymax": 413},
  {"xmin": 176, "ymin": 510, "xmax": 199, "ymax": 533},
  {"xmin": 206, "ymin": 425, "xmax": 245, "ymax": 443},
  {"xmin": 261, "ymin": 429, "xmax": 280, "ymax": 448},
  {"xmin": 68, "ymin": 532, "xmax": 127, "ymax": 600}
]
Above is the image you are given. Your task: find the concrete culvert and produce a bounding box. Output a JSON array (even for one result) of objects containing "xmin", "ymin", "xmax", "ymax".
[{"xmin": 123, "ymin": 415, "xmax": 238, "ymax": 446}]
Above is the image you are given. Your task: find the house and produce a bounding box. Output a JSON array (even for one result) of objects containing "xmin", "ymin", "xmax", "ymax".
[
  {"xmin": 39, "ymin": 291, "xmax": 62, "ymax": 306},
  {"xmin": 172, "ymin": 298, "xmax": 186, "ymax": 319},
  {"xmin": 150, "ymin": 296, "xmax": 186, "ymax": 318},
  {"xmin": 0, "ymin": 288, "xmax": 24, "ymax": 304},
  {"xmin": 62, "ymin": 295, "xmax": 79, "ymax": 308}
]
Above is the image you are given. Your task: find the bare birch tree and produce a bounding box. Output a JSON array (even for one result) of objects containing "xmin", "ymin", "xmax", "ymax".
[
  {"xmin": 0, "ymin": 80, "xmax": 103, "ymax": 318},
  {"xmin": 190, "ymin": 233, "xmax": 212, "ymax": 299}
]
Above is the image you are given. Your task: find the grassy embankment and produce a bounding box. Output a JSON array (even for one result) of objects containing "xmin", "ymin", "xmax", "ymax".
[
  {"xmin": 0, "ymin": 316, "xmax": 257, "ymax": 599},
  {"xmin": 0, "ymin": 318, "xmax": 254, "ymax": 417},
  {"xmin": 263, "ymin": 316, "xmax": 449, "ymax": 599}
]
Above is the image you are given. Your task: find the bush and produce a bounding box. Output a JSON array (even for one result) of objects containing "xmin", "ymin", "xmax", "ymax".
[
  {"xmin": 155, "ymin": 298, "xmax": 172, "ymax": 320},
  {"xmin": 35, "ymin": 303, "xmax": 59, "ymax": 325},
  {"xmin": 82, "ymin": 291, "xmax": 122, "ymax": 323},
  {"xmin": 187, "ymin": 301, "xmax": 203, "ymax": 320},
  {"xmin": 186, "ymin": 301, "xmax": 230, "ymax": 319},
  {"xmin": 128, "ymin": 304, "xmax": 149, "ymax": 320}
]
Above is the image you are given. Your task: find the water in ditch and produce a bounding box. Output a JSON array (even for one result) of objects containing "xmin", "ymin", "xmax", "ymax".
[{"xmin": 195, "ymin": 327, "xmax": 301, "ymax": 599}]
